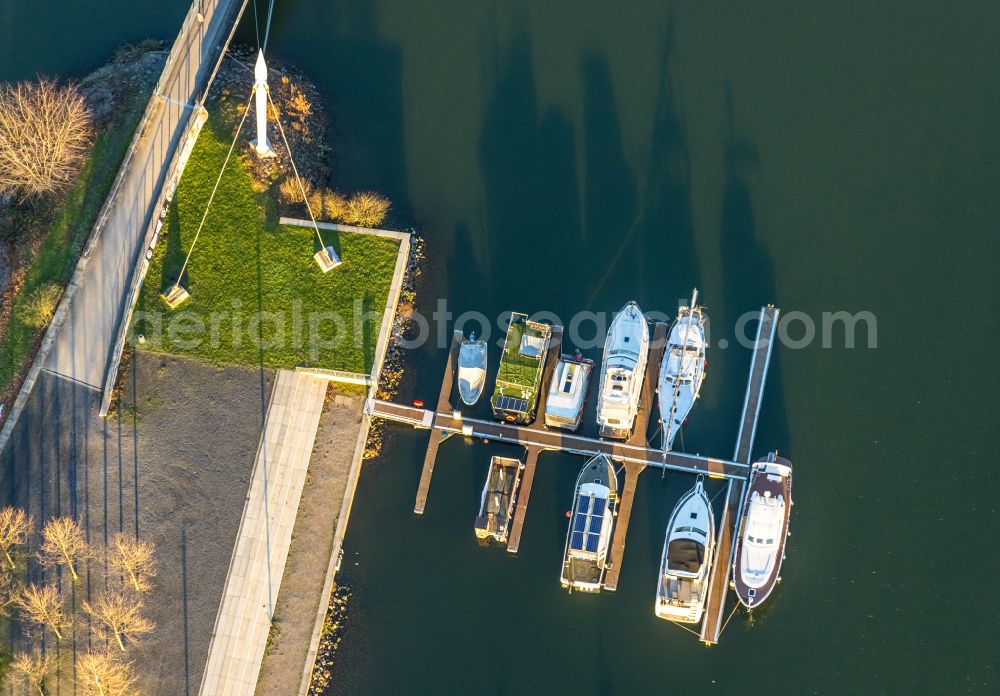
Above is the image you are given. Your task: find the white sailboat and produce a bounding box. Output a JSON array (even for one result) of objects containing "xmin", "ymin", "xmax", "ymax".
[
  {"xmin": 657, "ymin": 290, "xmax": 707, "ymax": 450},
  {"xmin": 457, "ymin": 333, "xmax": 487, "ymax": 406},
  {"xmin": 596, "ymin": 302, "xmax": 650, "ymax": 439},
  {"xmin": 655, "ymin": 479, "xmax": 715, "ymax": 623}
]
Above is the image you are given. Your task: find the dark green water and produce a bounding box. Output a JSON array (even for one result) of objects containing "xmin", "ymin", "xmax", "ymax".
[{"xmin": 5, "ymin": 1, "xmax": 999, "ymax": 693}]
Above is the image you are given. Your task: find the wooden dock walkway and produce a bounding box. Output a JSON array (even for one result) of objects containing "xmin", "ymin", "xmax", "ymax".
[
  {"xmin": 699, "ymin": 305, "xmax": 779, "ymax": 644},
  {"xmin": 603, "ymin": 461, "xmax": 646, "ymax": 591},
  {"xmin": 505, "ymin": 446, "xmax": 540, "ymax": 553},
  {"xmin": 602, "ymin": 323, "xmax": 663, "ymax": 591},
  {"xmin": 413, "ymin": 331, "xmax": 461, "ymax": 514}
]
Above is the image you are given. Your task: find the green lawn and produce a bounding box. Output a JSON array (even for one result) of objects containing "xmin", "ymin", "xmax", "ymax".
[
  {"xmin": 0, "ymin": 89, "xmax": 149, "ymax": 398},
  {"xmin": 135, "ymin": 117, "xmax": 399, "ymax": 373}
]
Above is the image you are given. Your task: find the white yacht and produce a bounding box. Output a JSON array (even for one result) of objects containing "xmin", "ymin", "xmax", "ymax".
[
  {"xmin": 657, "ymin": 289, "xmax": 707, "ymax": 450},
  {"xmin": 655, "ymin": 479, "xmax": 715, "ymax": 623},
  {"xmin": 544, "ymin": 352, "xmax": 593, "ymax": 431},
  {"xmin": 733, "ymin": 454, "xmax": 794, "ymax": 609},
  {"xmin": 457, "ymin": 333, "xmax": 487, "ymax": 406},
  {"xmin": 560, "ymin": 454, "xmax": 618, "ymax": 592},
  {"xmin": 596, "ymin": 302, "xmax": 650, "ymax": 439}
]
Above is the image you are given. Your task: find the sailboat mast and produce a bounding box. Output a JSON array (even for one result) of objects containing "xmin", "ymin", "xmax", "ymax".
[{"xmin": 662, "ymin": 289, "xmax": 700, "ymax": 475}]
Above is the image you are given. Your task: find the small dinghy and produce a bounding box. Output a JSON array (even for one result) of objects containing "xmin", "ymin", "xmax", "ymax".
[
  {"xmin": 733, "ymin": 453, "xmax": 794, "ymax": 609},
  {"xmin": 473, "ymin": 456, "xmax": 523, "ymax": 543},
  {"xmin": 457, "ymin": 333, "xmax": 488, "ymax": 406}
]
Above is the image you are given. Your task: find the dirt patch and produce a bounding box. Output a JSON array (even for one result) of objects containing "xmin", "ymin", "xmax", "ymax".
[{"xmin": 255, "ymin": 384, "xmax": 364, "ymax": 696}]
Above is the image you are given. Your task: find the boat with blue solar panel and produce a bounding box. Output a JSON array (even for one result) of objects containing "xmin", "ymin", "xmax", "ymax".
[{"xmin": 560, "ymin": 454, "xmax": 618, "ymax": 592}]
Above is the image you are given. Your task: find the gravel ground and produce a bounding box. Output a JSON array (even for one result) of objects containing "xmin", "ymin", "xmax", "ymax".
[
  {"xmin": 119, "ymin": 353, "xmax": 274, "ymax": 695},
  {"xmin": 0, "ymin": 352, "xmax": 273, "ymax": 695},
  {"xmin": 255, "ymin": 385, "xmax": 365, "ymax": 696}
]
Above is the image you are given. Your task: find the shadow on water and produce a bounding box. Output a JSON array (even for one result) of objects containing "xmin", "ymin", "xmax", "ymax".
[
  {"xmin": 580, "ymin": 52, "xmax": 639, "ymax": 307},
  {"xmin": 476, "ymin": 10, "xmax": 583, "ymax": 317},
  {"xmin": 717, "ymin": 83, "xmax": 790, "ymax": 460},
  {"xmin": 306, "ymin": 0, "xmax": 412, "ymax": 225},
  {"xmin": 638, "ymin": 15, "xmax": 699, "ymax": 299}
]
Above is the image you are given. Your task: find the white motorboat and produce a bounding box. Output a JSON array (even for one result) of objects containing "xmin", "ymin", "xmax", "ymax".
[
  {"xmin": 657, "ymin": 289, "xmax": 707, "ymax": 450},
  {"xmin": 457, "ymin": 334, "xmax": 487, "ymax": 406},
  {"xmin": 596, "ymin": 302, "xmax": 650, "ymax": 439},
  {"xmin": 655, "ymin": 479, "xmax": 715, "ymax": 624},
  {"xmin": 544, "ymin": 352, "xmax": 594, "ymax": 431},
  {"xmin": 560, "ymin": 454, "xmax": 618, "ymax": 592},
  {"xmin": 733, "ymin": 453, "xmax": 794, "ymax": 609}
]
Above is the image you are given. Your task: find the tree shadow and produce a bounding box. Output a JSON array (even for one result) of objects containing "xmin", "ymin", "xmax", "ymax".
[
  {"xmin": 361, "ymin": 292, "xmax": 376, "ymax": 374},
  {"xmin": 314, "ymin": 227, "xmax": 342, "ymax": 257},
  {"xmin": 160, "ymin": 200, "xmax": 187, "ymax": 293}
]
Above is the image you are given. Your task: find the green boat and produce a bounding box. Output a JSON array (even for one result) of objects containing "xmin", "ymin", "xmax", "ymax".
[{"xmin": 490, "ymin": 312, "xmax": 552, "ymax": 424}]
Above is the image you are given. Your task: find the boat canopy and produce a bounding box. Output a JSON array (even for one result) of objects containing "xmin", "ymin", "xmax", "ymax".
[
  {"xmin": 519, "ymin": 333, "xmax": 547, "ymax": 358},
  {"xmin": 667, "ymin": 538, "xmax": 705, "ymax": 574}
]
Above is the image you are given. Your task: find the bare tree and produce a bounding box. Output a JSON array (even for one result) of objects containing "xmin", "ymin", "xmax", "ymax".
[
  {"xmin": 75, "ymin": 652, "xmax": 136, "ymax": 696},
  {"xmin": 108, "ymin": 533, "xmax": 156, "ymax": 593},
  {"xmin": 17, "ymin": 584, "xmax": 69, "ymax": 641},
  {"xmin": 83, "ymin": 591, "xmax": 152, "ymax": 652},
  {"xmin": 0, "ymin": 506, "xmax": 33, "ymax": 570},
  {"xmin": 9, "ymin": 649, "xmax": 57, "ymax": 696},
  {"xmin": 0, "ymin": 570, "xmax": 21, "ymax": 617},
  {"xmin": 0, "ymin": 79, "xmax": 91, "ymax": 199},
  {"xmin": 38, "ymin": 516, "xmax": 88, "ymax": 581}
]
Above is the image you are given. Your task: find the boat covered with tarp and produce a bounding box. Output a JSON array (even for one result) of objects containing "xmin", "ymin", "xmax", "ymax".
[
  {"xmin": 474, "ymin": 455, "xmax": 523, "ymax": 543},
  {"xmin": 490, "ymin": 313, "xmax": 552, "ymax": 424}
]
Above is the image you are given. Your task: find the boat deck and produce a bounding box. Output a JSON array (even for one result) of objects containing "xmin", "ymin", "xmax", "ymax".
[{"xmin": 732, "ymin": 459, "xmax": 793, "ymax": 607}]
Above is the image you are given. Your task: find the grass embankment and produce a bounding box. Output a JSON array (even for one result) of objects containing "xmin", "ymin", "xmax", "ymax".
[
  {"xmin": 136, "ymin": 117, "xmax": 399, "ymax": 373},
  {"xmin": 0, "ymin": 90, "xmax": 149, "ymax": 400}
]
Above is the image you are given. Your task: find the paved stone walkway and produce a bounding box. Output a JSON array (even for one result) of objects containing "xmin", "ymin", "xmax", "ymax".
[{"xmin": 200, "ymin": 369, "xmax": 327, "ymax": 695}]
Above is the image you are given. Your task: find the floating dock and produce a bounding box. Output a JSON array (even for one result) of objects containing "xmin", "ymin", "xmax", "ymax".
[
  {"xmin": 371, "ymin": 305, "xmax": 782, "ymax": 645},
  {"xmin": 699, "ymin": 305, "xmax": 779, "ymax": 644}
]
